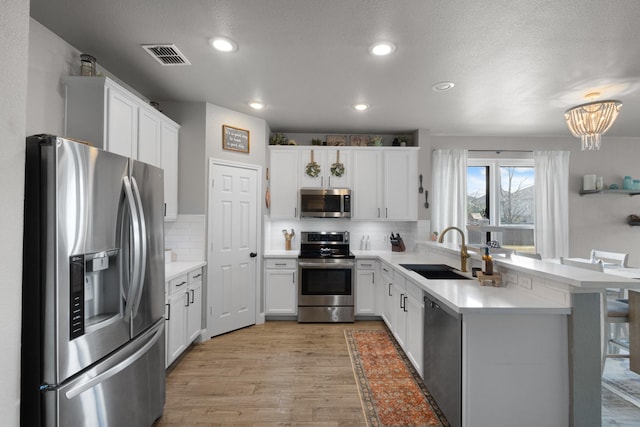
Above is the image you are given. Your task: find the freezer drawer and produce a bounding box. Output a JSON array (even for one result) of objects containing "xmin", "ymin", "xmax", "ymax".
[{"xmin": 47, "ymin": 320, "xmax": 165, "ymax": 427}]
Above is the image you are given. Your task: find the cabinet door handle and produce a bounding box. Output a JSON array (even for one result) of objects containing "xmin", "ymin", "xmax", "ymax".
[
  {"xmin": 185, "ymin": 292, "xmax": 190, "ymax": 307},
  {"xmin": 361, "ymin": 263, "xmax": 372, "ymax": 268},
  {"xmin": 192, "ymin": 273, "xmax": 202, "ymax": 279},
  {"xmin": 165, "ymin": 303, "xmax": 170, "ymax": 320},
  {"xmin": 371, "ymin": 272, "xmax": 375, "ymax": 284},
  {"xmin": 292, "ymin": 272, "xmax": 295, "ymax": 283},
  {"xmin": 378, "ymin": 208, "xmax": 380, "ymax": 218},
  {"xmin": 388, "ymin": 283, "xmax": 392, "ymax": 296},
  {"xmin": 190, "ymin": 289, "xmax": 195, "ymax": 304},
  {"xmin": 321, "ymin": 176, "xmax": 324, "ymax": 187},
  {"xmin": 403, "ymin": 295, "xmax": 408, "ymax": 312},
  {"xmin": 385, "ymin": 207, "xmax": 388, "ymax": 218},
  {"xmin": 275, "ymin": 263, "xmax": 287, "ymax": 267},
  {"xmin": 177, "ymin": 281, "xmax": 187, "ymax": 287},
  {"xmin": 400, "ymin": 293, "xmax": 405, "ymax": 309}
]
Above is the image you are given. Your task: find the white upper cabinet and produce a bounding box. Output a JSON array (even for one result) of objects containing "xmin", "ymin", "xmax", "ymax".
[
  {"xmin": 352, "ymin": 148, "xmax": 418, "ymax": 221},
  {"xmin": 64, "ymin": 76, "xmax": 180, "ymax": 221},
  {"xmin": 352, "ymin": 150, "xmax": 383, "ymax": 220},
  {"xmin": 161, "ymin": 122, "xmax": 180, "ymax": 221},
  {"xmin": 269, "ymin": 148, "xmax": 299, "ymax": 219},
  {"xmin": 298, "ymin": 148, "xmax": 351, "ymax": 189},
  {"xmin": 137, "ymin": 107, "xmax": 162, "ymax": 167},
  {"xmin": 383, "ymin": 149, "xmax": 418, "ymax": 220},
  {"xmin": 106, "ymin": 87, "xmax": 139, "ymax": 159}
]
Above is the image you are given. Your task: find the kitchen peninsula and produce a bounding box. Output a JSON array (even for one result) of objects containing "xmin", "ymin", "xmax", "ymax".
[
  {"xmin": 264, "ymin": 241, "xmax": 640, "ymax": 427},
  {"xmin": 375, "ymin": 242, "xmax": 640, "ymax": 427}
]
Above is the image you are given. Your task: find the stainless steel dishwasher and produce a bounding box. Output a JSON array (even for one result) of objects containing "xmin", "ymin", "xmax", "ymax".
[{"xmin": 423, "ymin": 291, "xmax": 462, "ymax": 427}]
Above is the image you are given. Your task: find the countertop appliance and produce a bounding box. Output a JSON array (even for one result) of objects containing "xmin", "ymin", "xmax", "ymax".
[
  {"xmin": 299, "ymin": 188, "xmax": 351, "ymax": 218},
  {"xmin": 423, "ymin": 290, "xmax": 462, "ymax": 427},
  {"xmin": 21, "ymin": 135, "xmax": 166, "ymax": 427},
  {"xmin": 298, "ymin": 231, "xmax": 355, "ymax": 322}
]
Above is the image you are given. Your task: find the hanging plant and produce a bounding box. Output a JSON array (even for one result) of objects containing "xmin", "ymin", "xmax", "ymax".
[
  {"xmin": 305, "ymin": 150, "xmax": 321, "ymax": 178},
  {"xmin": 330, "ymin": 150, "xmax": 345, "ymax": 177}
]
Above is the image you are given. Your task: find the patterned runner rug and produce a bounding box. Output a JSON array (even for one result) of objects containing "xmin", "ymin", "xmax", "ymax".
[{"xmin": 345, "ymin": 329, "xmax": 449, "ymax": 427}]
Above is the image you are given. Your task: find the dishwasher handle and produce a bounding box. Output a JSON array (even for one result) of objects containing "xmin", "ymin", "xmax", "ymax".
[{"xmin": 424, "ymin": 293, "xmax": 460, "ymax": 319}]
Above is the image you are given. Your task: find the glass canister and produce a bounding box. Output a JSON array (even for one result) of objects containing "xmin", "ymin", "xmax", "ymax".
[
  {"xmin": 624, "ymin": 176, "xmax": 633, "ymax": 190},
  {"xmin": 80, "ymin": 54, "xmax": 96, "ymax": 76},
  {"xmin": 634, "ymin": 180, "xmax": 640, "ymax": 190}
]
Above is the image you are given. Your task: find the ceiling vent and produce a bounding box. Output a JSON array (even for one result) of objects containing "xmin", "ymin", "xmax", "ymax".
[{"xmin": 141, "ymin": 44, "xmax": 191, "ymax": 66}]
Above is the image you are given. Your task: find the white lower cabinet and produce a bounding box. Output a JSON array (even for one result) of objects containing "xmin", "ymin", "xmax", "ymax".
[
  {"xmin": 165, "ymin": 267, "xmax": 203, "ymax": 367},
  {"xmin": 379, "ymin": 262, "xmax": 424, "ymax": 377},
  {"xmin": 356, "ymin": 260, "xmax": 378, "ymax": 315},
  {"xmin": 380, "ymin": 262, "xmax": 395, "ymax": 326},
  {"xmin": 265, "ymin": 258, "xmax": 297, "ymax": 315},
  {"xmin": 391, "ymin": 277, "xmax": 408, "ymax": 349},
  {"xmin": 404, "ymin": 280, "xmax": 424, "ymax": 377}
]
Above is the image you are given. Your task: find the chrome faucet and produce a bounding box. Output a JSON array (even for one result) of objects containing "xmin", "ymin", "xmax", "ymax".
[{"xmin": 438, "ymin": 226, "xmax": 470, "ymax": 272}]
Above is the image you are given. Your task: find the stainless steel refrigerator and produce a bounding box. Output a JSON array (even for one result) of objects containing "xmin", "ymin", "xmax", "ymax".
[{"xmin": 21, "ymin": 135, "xmax": 166, "ymax": 427}]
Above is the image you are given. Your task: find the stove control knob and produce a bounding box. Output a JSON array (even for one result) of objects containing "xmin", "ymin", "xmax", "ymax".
[{"xmin": 249, "ymin": 252, "xmax": 257, "ymax": 258}]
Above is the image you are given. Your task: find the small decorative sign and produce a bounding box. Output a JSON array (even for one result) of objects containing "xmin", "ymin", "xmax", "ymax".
[{"xmin": 223, "ymin": 125, "xmax": 250, "ymax": 153}]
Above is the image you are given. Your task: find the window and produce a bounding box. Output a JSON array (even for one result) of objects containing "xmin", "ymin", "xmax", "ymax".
[{"xmin": 467, "ymin": 158, "xmax": 535, "ymax": 252}]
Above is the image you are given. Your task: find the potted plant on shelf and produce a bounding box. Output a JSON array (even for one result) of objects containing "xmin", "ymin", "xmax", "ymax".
[{"xmin": 269, "ymin": 133, "xmax": 288, "ymax": 145}]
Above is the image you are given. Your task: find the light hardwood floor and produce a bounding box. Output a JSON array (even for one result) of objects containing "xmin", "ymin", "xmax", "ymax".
[
  {"xmin": 155, "ymin": 321, "xmax": 384, "ymax": 426},
  {"xmin": 156, "ymin": 320, "xmax": 639, "ymax": 426}
]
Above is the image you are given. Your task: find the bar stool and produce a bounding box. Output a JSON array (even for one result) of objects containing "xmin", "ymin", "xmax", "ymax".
[{"xmin": 559, "ymin": 257, "xmax": 630, "ymax": 372}]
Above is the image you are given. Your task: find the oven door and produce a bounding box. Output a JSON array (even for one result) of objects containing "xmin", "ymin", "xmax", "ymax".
[{"xmin": 298, "ymin": 259, "xmax": 354, "ymax": 306}]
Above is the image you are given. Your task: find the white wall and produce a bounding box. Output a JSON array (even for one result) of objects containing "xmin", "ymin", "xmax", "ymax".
[
  {"xmin": 431, "ymin": 135, "xmax": 640, "ymax": 266},
  {"xmin": 1, "ymin": 0, "xmax": 29, "ymax": 424}
]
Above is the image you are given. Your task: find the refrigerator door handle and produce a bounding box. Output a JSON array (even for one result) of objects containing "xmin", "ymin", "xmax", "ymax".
[
  {"xmin": 130, "ymin": 176, "xmax": 147, "ymax": 318},
  {"xmin": 64, "ymin": 322, "xmax": 164, "ymax": 400},
  {"xmin": 122, "ymin": 176, "xmax": 142, "ymax": 322}
]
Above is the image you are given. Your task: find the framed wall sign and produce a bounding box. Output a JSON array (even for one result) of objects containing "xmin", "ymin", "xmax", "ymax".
[{"xmin": 222, "ymin": 125, "xmax": 250, "ymax": 153}]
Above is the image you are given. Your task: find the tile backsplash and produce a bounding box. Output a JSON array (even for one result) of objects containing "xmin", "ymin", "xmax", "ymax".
[
  {"xmin": 164, "ymin": 214, "xmax": 206, "ymax": 261},
  {"xmin": 265, "ymin": 217, "xmax": 430, "ymax": 252}
]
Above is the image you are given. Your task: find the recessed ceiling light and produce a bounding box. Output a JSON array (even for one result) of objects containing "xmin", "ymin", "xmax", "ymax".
[
  {"xmin": 249, "ymin": 101, "xmax": 265, "ymax": 110},
  {"xmin": 432, "ymin": 81, "xmax": 455, "ymax": 91},
  {"xmin": 210, "ymin": 37, "xmax": 238, "ymax": 52},
  {"xmin": 369, "ymin": 42, "xmax": 396, "ymax": 56},
  {"xmin": 353, "ymin": 103, "xmax": 369, "ymax": 111}
]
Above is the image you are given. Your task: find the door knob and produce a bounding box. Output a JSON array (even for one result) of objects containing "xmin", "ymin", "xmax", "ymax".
[{"xmin": 249, "ymin": 252, "xmax": 257, "ymax": 258}]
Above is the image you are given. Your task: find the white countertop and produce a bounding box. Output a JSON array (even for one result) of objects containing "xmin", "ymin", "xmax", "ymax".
[
  {"xmin": 165, "ymin": 261, "xmax": 207, "ymax": 281},
  {"xmin": 264, "ymin": 242, "xmax": 640, "ymax": 313},
  {"xmin": 263, "ymin": 250, "xmax": 299, "ymax": 258},
  {"xmin": 374, "ymin": 252, "xmax": 571, "ymax": 315},
  {"xmin": 496, "ymin": 254, "xmax": 640, "ymax": 290}
]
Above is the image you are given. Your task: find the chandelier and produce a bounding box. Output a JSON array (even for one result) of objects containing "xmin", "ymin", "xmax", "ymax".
[{"xmin": 564, "ymin": 100, "xmax": 622, "ymax": 150}]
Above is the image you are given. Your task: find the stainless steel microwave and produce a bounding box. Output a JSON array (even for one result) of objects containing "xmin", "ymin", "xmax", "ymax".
[{"xmin": 299, "ymin": 188, "xmax": 351, "ymax": 218}]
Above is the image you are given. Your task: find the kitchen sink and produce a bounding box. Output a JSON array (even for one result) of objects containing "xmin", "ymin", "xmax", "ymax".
[{"xmin": 399, "ymin": 264, "xmax": 472, "ymax": 280}]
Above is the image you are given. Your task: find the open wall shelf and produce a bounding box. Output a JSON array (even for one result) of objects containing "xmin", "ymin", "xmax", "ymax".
[{"xmin": 579, "ymin": 189, "xmax": 640, "ymax": 196}]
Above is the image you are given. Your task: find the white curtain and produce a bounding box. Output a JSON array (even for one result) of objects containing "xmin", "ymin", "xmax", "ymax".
[
  {"xmin": 431, "ymin": 149, "xmax": 468, "ymax": 243},
  {"xmin": 534, "ymin": 151, "xmax": 570, "ymax": 259}
]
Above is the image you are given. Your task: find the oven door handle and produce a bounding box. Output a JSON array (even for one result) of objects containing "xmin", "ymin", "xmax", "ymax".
[{"xmin": 298, "ymin": 261, "xmax": 355, "ymax": 268}]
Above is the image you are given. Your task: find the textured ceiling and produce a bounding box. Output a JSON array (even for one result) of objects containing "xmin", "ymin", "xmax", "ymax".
[{"xmin": 30, "ymin": 0, "xmax": 640, "ymax": 138}]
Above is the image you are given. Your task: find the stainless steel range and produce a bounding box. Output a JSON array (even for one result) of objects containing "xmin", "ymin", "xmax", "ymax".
[{"xmin": 298, "ymin": 231, "xmax": 355, "ymax": 323}]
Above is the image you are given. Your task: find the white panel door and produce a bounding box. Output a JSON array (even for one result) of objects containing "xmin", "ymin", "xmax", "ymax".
[{"xmin": 208, "ymin": 161, "xmax": 259, "ymax": 337}]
